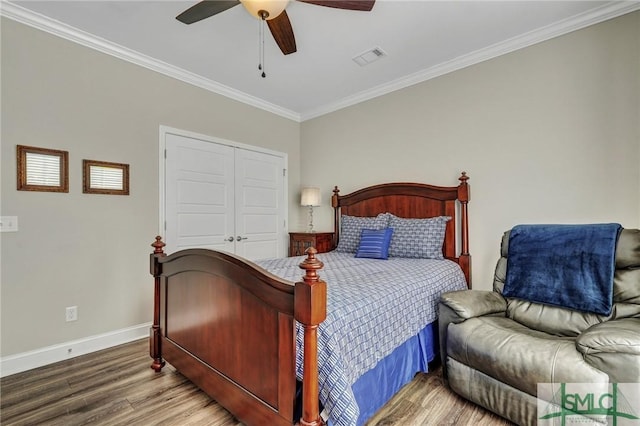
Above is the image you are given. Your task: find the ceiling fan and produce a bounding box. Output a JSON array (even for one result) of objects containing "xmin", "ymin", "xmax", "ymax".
[{"xmin": 176, "ymin": 0, "xmax": 376, "ymax": 56}]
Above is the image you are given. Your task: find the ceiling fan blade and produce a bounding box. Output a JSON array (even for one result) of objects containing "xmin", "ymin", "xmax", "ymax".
[
  {"xmin": 298, "ymin": 0, "xmax": 375, "ymax": 12},
  {"xmin": 267, "ymin": 10, "xmax": 297, "ymax": 55},
  {"xmin": 176, "ymin": 1, "xmax": 240, "ymax": 24}
]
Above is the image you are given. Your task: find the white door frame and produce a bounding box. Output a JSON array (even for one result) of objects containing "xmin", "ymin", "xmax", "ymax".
[{"xmin": 158, "ymin": 125, "xmax": 289, "ymax": 256}]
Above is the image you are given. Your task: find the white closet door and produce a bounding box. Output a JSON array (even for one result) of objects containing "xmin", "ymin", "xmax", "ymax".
[
  {"xmin": 165, "ymin": 133, "xmax": 235, "ymax": 254},
  {"xmin": 164, "ymin": 129, "xmax": 287, "ymax": 260},
  {"xmin": 234, "ymin": 148, "xmax": 285, "ymax": 260}
]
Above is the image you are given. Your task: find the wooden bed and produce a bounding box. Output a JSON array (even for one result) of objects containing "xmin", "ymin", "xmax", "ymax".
[{"xmin": 149, "ymin": 172, "xmax": 470, "ymax": 426}]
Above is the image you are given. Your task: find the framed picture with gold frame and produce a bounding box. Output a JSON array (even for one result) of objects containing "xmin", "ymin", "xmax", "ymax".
[
  {"xmin": 17, "ymin": 145, "xmax": 69, "ymax": 193},
  {"xmin": 82, "ymin": 159, "xmax": 130, "ymax": 195}
]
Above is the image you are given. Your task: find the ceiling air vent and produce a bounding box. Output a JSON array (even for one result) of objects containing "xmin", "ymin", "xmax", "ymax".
[{"xmin": 352, "ymin": 47, "xmax": 387, "ymax": 67}]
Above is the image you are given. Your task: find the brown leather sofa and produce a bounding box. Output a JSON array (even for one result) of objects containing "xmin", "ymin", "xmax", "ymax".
[{"xmin": 438, "ymin": 228, "xmax": 640, "ymax": 425}]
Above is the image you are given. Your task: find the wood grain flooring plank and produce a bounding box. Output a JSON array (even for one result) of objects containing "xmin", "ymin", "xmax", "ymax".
[
  {"xmin": 0, "ymin": 378, "xmax": 75, "ymax": 423},
  {"xmin": 1, "ymin": 339, "xmax": 514, "ymax": 426},
  {"xmin": 58, "ymin": 397, "xmax": 135, "ymax": 426}
]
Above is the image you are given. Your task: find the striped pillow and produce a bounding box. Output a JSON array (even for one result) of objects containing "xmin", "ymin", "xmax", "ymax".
[{"xmin": 355, "ymin": 228, "xmax": 394, "ymax": 259}]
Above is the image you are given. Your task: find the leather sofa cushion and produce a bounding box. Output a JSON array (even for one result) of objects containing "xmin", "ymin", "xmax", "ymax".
[
  {"xmin": 615, "ymin": 229, "xmax": 640, "ymax": 269},
  {"xmin": 577, "ymin": 317, "xmax": 640, "ymax": 355},
  {"xmin": 447, "ymin": 316, "xmax": 608, "ymax": 397},
  {"xmin": 615, "ymin": 269, "xmax": 640, "ymax": 305},
  {"xmin": 577, "ymin": 318, "xmax": 640, "ymax": 383},
  {"xmin": 506, "ymin": 299, "xmax": 602, "ymax": 337}
]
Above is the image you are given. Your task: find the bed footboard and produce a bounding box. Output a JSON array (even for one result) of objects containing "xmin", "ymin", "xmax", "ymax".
[{"xmin": 149, "ymin": 237, "xmax": 326, "ymax": 426}]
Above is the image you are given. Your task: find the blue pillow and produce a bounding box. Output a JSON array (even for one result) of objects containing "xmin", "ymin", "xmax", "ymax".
[{"xmin": 355, "ymin": 228, "xmax": 394, "ymax": 259}]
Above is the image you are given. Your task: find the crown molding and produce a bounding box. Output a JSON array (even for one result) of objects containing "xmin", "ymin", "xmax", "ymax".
[
  {"xmin": 299, "ymin": 1, "xmax": 640, "ymax": 121},
  {"xmin": 0, "ymin": 1, "xmax": 301, "ymax": 122},
  {"xmin": 2, "ymin": 1, "xmax": 637, "ymax": 123}
]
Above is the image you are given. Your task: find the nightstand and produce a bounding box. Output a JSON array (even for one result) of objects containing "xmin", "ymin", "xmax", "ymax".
[{"xmin": 289, "ymin": 232, "xmax": 334, "ymax": 256}]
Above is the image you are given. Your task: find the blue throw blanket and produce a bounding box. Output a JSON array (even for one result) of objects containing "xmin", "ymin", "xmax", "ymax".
[{"xmin": 503, "ymin": 223, "xmax": 621, "ymax": 316}]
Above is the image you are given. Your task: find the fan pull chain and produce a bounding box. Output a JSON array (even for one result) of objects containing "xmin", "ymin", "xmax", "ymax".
[
  {"xmin": 258, "ymin": 12, "xmax": 267, "ymax": 78},
  {"xmin": 257, "ymin": 18, "xmax": 261, "ymax": 72}
]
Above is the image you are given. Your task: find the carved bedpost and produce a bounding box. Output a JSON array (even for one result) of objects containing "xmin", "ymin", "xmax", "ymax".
[
  {"xmin": 150, "ymin": 236, "xmax": 166, "ymax": 372},
  {"xmin": 332, "ymin": 186, "xmax": 340, "ymax": 249},
  {"xmin": 457, "ymin": 172, "xmax": 471, "ymax": 287},
  {"xmin": 295, "ymin": 247, "xmax": 327, "ymax": 426}
]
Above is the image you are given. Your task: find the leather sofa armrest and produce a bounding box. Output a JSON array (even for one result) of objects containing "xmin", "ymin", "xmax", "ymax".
[
  {"xmin": 438, "ymin": 290, "xmax": 506, "ymax": 381},
  {"xmin": 576, "ymin": 318, "xmax": 640, "ymax": 383},
  {"xmin": 439, "ymin": 290, "xmax": 507, "ymax": 320}
]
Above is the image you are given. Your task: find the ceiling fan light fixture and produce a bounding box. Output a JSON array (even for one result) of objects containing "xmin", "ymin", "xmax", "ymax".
[{"xmin": 240, "ymin": 0, "xmax": 290, "ymax": 20}]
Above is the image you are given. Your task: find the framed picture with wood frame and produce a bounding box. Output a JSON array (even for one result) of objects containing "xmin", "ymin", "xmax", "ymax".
[
  {"xmin": 82, "ymin": 159, "xmax": 130, "ymax": 195},
  {"xmin": 17, "ymin": 145, "xmax": 69, "ymax": 193}
]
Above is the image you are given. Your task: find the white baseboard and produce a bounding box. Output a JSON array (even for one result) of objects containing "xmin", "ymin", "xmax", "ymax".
[{"xmin": 0, "ymin": 322, "xmax": 151, "ymax": 378}]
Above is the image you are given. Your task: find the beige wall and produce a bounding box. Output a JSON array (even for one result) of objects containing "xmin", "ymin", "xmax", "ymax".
[
  {"xmin": 0, "ymin": 18, "xmax": 301, "ymax": 356},
  {"xmin": 2, "ymin": 11, "xmax": 639, "ymax": 359},
  {"xmin": 301, "ymin": 12, "xmax": 640, "ymax": 290}
]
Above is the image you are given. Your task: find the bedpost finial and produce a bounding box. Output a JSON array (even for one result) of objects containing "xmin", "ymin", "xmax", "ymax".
[
  {"xmin": 152, "ymin": 236, "xmax": 166, "ymax": 254},
  {"xmin": 299, "ymin": 247, "xmax": 324, "ymax": 283},
  {"xmin": 333, "ymin": 186, "xmax": 339, "ymax": 196},
  {"xmin": 459, "ymin": 171, "xmax": 469, "ymax": 184}
]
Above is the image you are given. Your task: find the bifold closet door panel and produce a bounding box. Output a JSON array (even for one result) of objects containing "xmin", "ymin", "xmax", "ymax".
[
  {"xmin": 234, "ymin": 148, "xmax": 285, "ymax": 260},
  {"xmin": 165, "ymin": 133, "xmax": 235, "ymax": 254}
]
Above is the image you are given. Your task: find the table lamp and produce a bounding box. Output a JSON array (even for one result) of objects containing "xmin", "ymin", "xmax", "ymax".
[{"xmin": 300, "ymin": 187, "xmax": 321, "ymax": 233}]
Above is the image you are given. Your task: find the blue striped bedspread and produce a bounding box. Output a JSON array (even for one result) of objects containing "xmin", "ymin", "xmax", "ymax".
[{"xmin": 256, "ymin": 252, "xmax": 468, "ymax": 426}]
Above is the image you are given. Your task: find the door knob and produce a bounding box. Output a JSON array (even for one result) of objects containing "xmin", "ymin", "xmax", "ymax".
[
  {"xmin": 236, "ymin": 236, "xmax": 248, "ymax": 241},
  {"xmin": 225, "ymin": 236, "xmax": 234, "ymax": 242}
]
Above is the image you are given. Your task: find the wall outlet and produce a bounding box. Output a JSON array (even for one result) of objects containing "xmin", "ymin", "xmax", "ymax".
[{"xmin": 65, "ymin": 306, "xmax": 78, "ymax": 322}]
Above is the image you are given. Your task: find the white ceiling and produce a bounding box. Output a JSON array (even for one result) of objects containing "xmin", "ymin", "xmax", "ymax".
[{"xmin": 4, "ymin": 1, "xmax": 639, "ymax": 121}]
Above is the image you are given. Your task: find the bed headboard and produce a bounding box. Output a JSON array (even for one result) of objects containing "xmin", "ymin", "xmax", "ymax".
[{"xmin": 331, "ymin": 172, "xmax": 471, "ymax": 286}]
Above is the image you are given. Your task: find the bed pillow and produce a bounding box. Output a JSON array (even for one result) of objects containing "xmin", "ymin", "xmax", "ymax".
[
  {"xmin": 355, "ymin": 228, "xmax": 394, "ymax": 259},
  {"xmin": 388, "ymin": 215, "xmax": 451, "ymax": 259},
  {"xmin": 336, "ymin": 213, "xmax": 391, "ymax": 253}
]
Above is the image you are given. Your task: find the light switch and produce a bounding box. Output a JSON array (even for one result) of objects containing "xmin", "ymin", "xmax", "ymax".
[{"xmin": 0, "ymin": 216, "xmax": 18, "ymax": 232}]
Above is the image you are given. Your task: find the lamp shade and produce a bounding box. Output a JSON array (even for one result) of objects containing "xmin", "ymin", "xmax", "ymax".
[
  {"xmin": 240, "ymin": 0, "xmax": 289, "ymax": 20},
  {"xmin": 300, "ymin": 187, "xmax": 321, "ymax": 207}
]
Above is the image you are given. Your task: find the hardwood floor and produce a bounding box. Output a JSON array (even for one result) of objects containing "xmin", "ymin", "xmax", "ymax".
[{"xmin": 1, "ymin": 339, "xmax": 513, "ymax": 426}]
